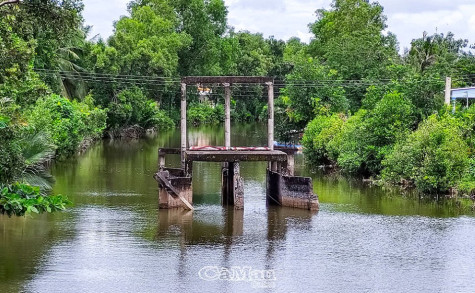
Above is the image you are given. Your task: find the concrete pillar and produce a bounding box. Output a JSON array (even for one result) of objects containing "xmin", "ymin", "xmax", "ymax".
[
  {"xmin": 158, "ymin": 175, "xmax": 193, "ymax": 209},
  {"xmin": 287, "ymin": 154, "xmax": 295, "ymax": 176},
  {"xmin": 224, "ymin": 83, "xmax": 231, "ymax": 149},
  {"xmin": 221, "ymin": 162, "xmax": 230, "ymax": 205},
  {"xmin": 266, "ymin": 170, "xmax": 281, "ymax": 206},
  {"xmin": 181, "ymin": 83, "xmax": 187, "ymax": 169},
  {"xmin": 266, "ymin": 82, "xmax": 274, "ymax": 150},
  {"xmin": 159, "ymin": 150, "xmax": 165, "ymax": 170},
  {"xmin": 184, "ymin": 160, "xmax": 193, "ymax": 178},
  {"xmin": 221, "ymin": 162, "xmax": 244, "ymax": 209},
  {"xmin": 445, "ymin": 76, "xmax": 452, "ymax": 105}
]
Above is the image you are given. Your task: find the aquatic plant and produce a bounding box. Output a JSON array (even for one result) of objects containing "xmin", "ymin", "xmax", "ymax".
[{"xmin": 0, "ymin": 183, "xmax": 70, "ymax": 217}]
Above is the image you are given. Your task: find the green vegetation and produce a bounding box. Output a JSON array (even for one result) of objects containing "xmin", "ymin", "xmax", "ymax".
[
  {"xmin": 382, "ymin": 114, "xmax": 469, "ymax": 193},
  {"xmin": 2, "ymin": 0, "xmax": 475, "ymax": 204},
  {"xmin": 187, "ymin": 103, "xmax": 224, "ymax": 126},
  {"xmin": 106, "ymin": 87, "xmax": 173, "ymax": 134},
  {"xmin": 0, "ymin": 183, "xmax": 70, "ymax": 217},
  {"xmin": 295, "ymin": 0, "xmax": 475, "ymax": 195},
  {"xmin": 27, "ymin": 94, "xmax": 107, "ymax": 157}
]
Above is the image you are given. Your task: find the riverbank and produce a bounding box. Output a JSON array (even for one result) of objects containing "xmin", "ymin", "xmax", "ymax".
[{"xmin": 306, "ymin": 164, "xmax": 475, "ymax": 212}]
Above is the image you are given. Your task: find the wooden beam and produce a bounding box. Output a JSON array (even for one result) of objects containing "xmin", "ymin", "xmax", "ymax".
[
  {"xmin": 223, "ymin": 83, "xmax": 231, "ymax": 149},
  {"xmin": 181, "ymin": 76, "xmax": 273, "ymax": 85},
  {"xmin": 159, "ymin": 148, "xmax": 181, "ymax": 155},
  {"xmin": 177, "ymin": 193, "xmax": 194, "ymax": 211}
]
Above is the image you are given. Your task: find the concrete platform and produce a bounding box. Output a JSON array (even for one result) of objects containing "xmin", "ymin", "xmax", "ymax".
[{"xmin": 184, "ymin": 150, "xmax": 288, "ymax": 162}]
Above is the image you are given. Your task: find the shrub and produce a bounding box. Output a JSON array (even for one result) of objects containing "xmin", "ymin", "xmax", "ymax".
[
  {"xmin": 107, "ymin": 87, "xmax": 173, "ymax": 130},
  {"xmin": 187, "ymin": 103, "xmax": 224, "ymax": 125},
  {"xmin": 302, "ymin": 113, "xmax": 345, "ymax": 165},
  {"xmin": 329, "ymin": 91, "xmax": 415, "ymax": 175},
  {"xmin": 0, "ymin": 115, "xmax": 24, "ymax": 184},
  {"xmin": 382, "ymin": 114, "xmax": 469, "ymax": 193},
  {"xmin": 0, "ymin": 183, "xmax": 70, "ymax": 217},
  {"xmin": 458, "ymin": 157, "xmax": 475, "ymax": 194},
  {"xmin": 75, "ymin": 94, "xmax": 108, "ymax": 140},
  {"xmin": 27, "ymin": 94, "xmax": 107, "ymax": 157}
]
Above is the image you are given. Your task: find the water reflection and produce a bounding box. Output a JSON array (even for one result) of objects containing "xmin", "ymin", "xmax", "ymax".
[
  {"xmin": 154, "ymin": 206, "xmax": 317, "ymax": 245},
  {"xmin": 1, "ymin": 123, "xmax": 475, "ymax": 293}
]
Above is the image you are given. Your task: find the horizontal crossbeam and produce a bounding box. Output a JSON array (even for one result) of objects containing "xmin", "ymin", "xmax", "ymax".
[
  {"xmin": 184, "ymin": 150, "xmax": 287, "ymax": 162},
  {"xmin": 181, "ymin": 76, "xmax": 273, "ymax": 84}
]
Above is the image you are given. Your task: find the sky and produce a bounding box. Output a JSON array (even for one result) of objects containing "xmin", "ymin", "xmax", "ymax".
[{"xmin": 82, "ymin": 0, "xmax": 475, "ymax": 52}]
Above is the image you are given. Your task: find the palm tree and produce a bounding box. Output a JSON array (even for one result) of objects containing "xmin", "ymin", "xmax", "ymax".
[{"xmin": 19, "ymin": 131, "xmax": 56, "ymax": 194}]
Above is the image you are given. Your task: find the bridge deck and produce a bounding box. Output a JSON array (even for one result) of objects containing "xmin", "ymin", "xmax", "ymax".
[{"xmin": 184, "ymin": 150, "xmax": 288, "ymax": 162}]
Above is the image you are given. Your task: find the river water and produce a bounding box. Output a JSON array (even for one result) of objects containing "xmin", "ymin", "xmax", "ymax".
[{"xmin": 1, "ymin": 123, "xmax": 475, "ymax": 293}]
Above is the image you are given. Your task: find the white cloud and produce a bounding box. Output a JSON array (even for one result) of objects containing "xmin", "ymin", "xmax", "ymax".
[
  {"xmin": 383, "ymin": 2, "xmax": 475, "ymax": 52},
  {"xmin": 82, "ymin": 0, "xmax": 475, "ymax": 50},
  {"xmin": 83, "ymin": 0, "xmax": 130, "ymax": 40}
]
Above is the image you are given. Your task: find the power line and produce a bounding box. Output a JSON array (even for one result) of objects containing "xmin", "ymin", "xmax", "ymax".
[{"xmin": 33, "ymin": 68, "xmax": 453, "ymax": 94}]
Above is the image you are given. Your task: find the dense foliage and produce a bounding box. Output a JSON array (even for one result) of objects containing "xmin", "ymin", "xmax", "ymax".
[
  {"xmin": 2, "ymin": 0, "xmax": 475, "ymax": 203},
  {"xmin": 382, "ymin": 115, "xmax": 469, "ymax": 193},
  {"xmin": 187, "ymin": 103, "xmax": 224, "ymax": 125},
  {"xmin": 27, "ymin": 94, "xmax": 107, "ymax": 157},
  {"xmin": 107, "ymin": 87, "xmax": 173, "ymax": 132},
  {"xmin": 293, "ymin": 0, "xmax": 475, "ymax": 194},
  {"xmin": 0, "ymin": 183, "xmax": 70, "ymax": 217}
]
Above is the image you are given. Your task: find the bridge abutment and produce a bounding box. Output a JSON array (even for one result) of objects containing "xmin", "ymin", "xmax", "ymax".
[{"xmin": 266, "ymin": 170, "xmax": 319, "ymax": 211}]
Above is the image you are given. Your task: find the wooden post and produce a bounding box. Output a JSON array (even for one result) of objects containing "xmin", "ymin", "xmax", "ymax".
[
  {"xmin": 266, "ymin": 82, "xmax": 274, "ymax": 150},
  {"xmin": 181, "ymin": 83, "xmax": 187, "ymax": 169},
  {"xmin": 224, "ymin": 83, "xmax": 231, "ymax": 149},
  {"xmin": 445, "ymin": 77, "xmax": 452, "ymax": 105}
]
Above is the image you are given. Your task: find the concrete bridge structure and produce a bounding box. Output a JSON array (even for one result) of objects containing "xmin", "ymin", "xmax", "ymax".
[{"xmin": 153, "ymin": 76, "xmax": 319, "ymax": 211}]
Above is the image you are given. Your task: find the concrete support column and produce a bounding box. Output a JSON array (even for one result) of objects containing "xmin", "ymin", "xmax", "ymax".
[
  {"xmin": 159, "ymin": 151, "xmax": 165, "ymax": 170},
  {"xmin": 266, "ymin": 82, "xmax": 274, "ymax": 150},
  {"xmin": 221, "ymin": 162, "xmax": 244, "ymax": 209},
  {"xmin": 181, "ymin": 83, "xmax": 187, "ymax": 169},
  {"xmin": 445, "ymin": 76, "xmax": 452, "ymax": 105},
  {"xmin": 287, "ymin": 154, "xmax": 295, "ymax": 176},
  {"xmin": 224, "ymin": 83, "xmax": 231, "ymax": 149},
  {"xmin": 184, "ymin": 160, "xmax": 193, "ymax": 178}
]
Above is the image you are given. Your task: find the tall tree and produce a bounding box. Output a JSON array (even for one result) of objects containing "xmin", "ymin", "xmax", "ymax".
[
  {"xmin": 108, "ymin": 1, "xmax": 191, "ymax": 77},
  {"xmin": 308, "ymin": 0, "xmax": 399, "ymax": 109},
  {"xmin": 406, "ymin": 31, "xmax": 468, "ymax": 76},
  {"xmin": 309, "ymin": 0, "xmax": 398, "ymax": 79},
  {"xmin": 131, "ymin": 0, "xmax": 228, "ymax": 76},
  {"xmin": 171, "ymin": 0, "xmax": 228, "ymax": 76}
]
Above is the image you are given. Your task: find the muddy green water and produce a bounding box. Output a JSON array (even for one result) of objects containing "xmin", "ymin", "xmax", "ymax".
[{"xmin": 1, "ymin": 123, "xmax": 475, "ymax": 293}]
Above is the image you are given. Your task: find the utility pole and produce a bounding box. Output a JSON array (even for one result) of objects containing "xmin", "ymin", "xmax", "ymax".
[{"xmin": 445, "ymin": 76, "xmax": 452, "ymax": 105}]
